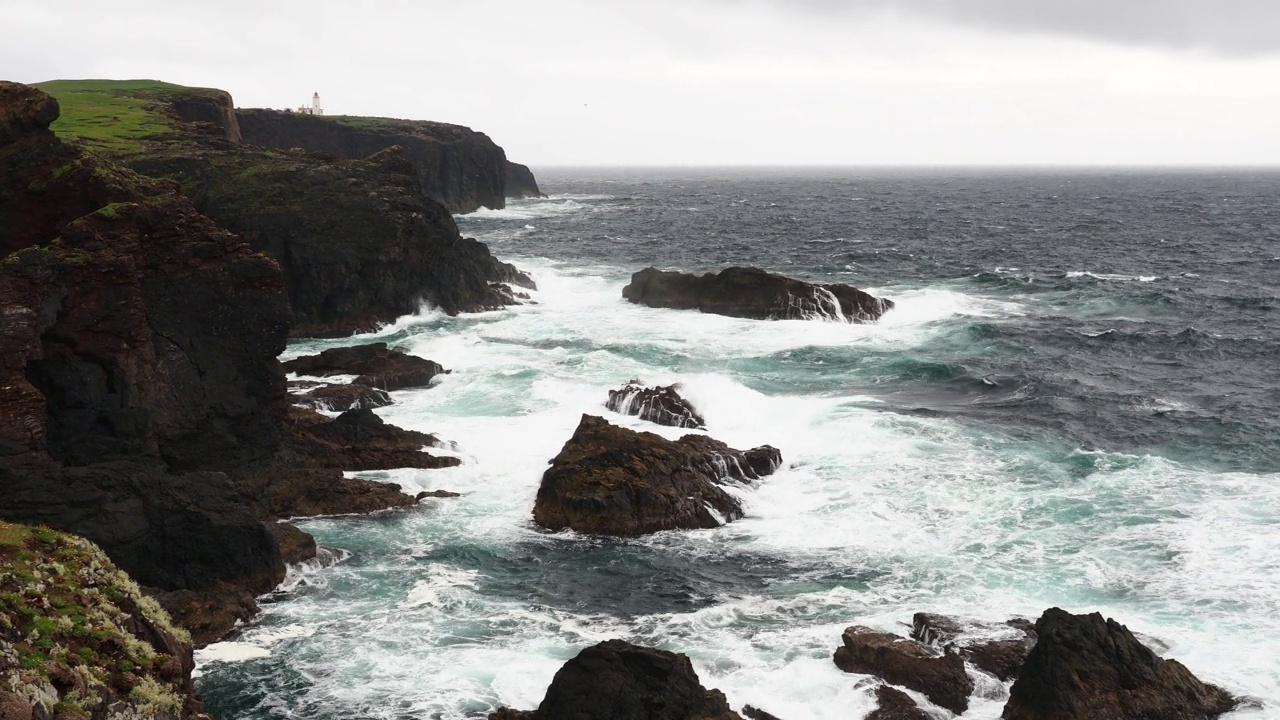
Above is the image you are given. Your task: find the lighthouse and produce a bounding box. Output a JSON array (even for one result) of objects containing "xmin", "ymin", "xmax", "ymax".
[{"xmin": 312, "ymin": 92, "xmax": 323, "ymax": 116}]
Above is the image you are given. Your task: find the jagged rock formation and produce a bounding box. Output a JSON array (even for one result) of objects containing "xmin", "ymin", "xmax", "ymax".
[
  {"xmin": 533, "ymin": 415, "xmax": 781, "ymax": 536},
  {"xmin": 488, "ymin": 640, "xmax": 743, "ymax": 720},
  {"xmin": 833, "ymin": 626, "xmax": 974, "ymax": 715},
  {"xmin": 290, "ymin": 381, "xmax": 394, "ymax": 412},
  {"xmin": 911, "ymin": 613, "xmax": 1038, "ymax": 682},
  {"xmin": 606, "ymin": 382, "xmax": 706, "ymax": 429},
  {"xmin": 284, "ymin": 343, "xmax": 447, "ymax": 391},
  {"xmin": 35, "ymin": 80, "xmax": 535, "ymax": 338},
  {"xmin": 236, "ymin": 108, "xmax": 521, "ymax": 213},
  {"xmin": 1002, "ymin": 608, "xmax": 1236, "ymax": 720},
  {"xmin": 0, "ymin": 522, "xmax": 208, "ymax": 720},
  {"xmin": 623, "ymin": 266, "xmax": 893, "ymax": 323},
  {"xmin": 0, "ymin": 82, "xmax": 451, "ymax": 647},
  {"xmin": 505, "ymin": 160, "xmax": 545, "ymax": 199}
]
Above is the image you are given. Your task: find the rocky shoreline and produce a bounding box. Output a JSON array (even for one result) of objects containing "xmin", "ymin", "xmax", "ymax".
[{"xmin": 0, "ymin": 78, "xmax": 1244, "ymax": 720}]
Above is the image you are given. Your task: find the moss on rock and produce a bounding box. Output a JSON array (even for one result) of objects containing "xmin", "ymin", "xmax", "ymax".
[{"xmin": 0, "ymin": 521, "xmax": 207, "ymax": 719}]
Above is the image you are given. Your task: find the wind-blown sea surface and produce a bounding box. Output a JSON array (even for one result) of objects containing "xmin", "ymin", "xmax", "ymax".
[{"xmin": 196, "ymin": 169, "xmax": 1280, "ymax": 719}]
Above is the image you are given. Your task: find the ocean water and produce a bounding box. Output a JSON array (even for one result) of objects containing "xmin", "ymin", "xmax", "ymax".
[{"xmin": 196, "ymin": 169, "xmax": 1280, "ymax": 719}]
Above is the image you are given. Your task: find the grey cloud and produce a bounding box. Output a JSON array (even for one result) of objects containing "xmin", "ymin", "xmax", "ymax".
[{"xmin": 771, "ymin": 0, "xmax": 1280, "ymax": 55}]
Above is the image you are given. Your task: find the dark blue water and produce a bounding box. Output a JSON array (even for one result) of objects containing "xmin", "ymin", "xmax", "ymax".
[{"xmin": 477, "ymin": 168, "xmax": 1280, "ymax": 473}]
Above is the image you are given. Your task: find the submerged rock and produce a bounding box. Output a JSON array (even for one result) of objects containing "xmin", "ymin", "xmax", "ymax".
[
  {"xmin": 622, "ymin": 266, "xmax": 893, "ymax": 322},
  {"xmin": 867, "ymin": 685, "xmax": 931, "ymax": 720},
  {"xmin": 833, "ymin": 626, "xmax": 974, "ymax": 715},
  {"xmin": 291, "ymin": 381, "xmax": 393, "ymax": 412},
  {"xmin": 283, "ymin": 342, "xmax": 447, "ymax": 391},
  {"xmin": 487, "ymin": 640, "xmax": 743, "ymax": 720},
  {"xmin": 912, "ymin": 612, "xmax": 1038, "ymax": 681},
  {"xmin": 534, "ymin": 415, "xmax": 781, "ymax": 536},
  {"xmin": 1002, "ymin": 608, "xmax": 1236, "ymax": 720},
  {"xmin": 605, "ymin": 382, "xmax": 706, "ymax": 429}
]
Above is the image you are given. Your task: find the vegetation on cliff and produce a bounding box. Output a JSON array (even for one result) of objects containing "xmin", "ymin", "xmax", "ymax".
[
  {"xmin": 0, "ymin": 521, "xmax": 206, "ymax": 720},
  {"xmin": 32, "ymin": 80, "xmax": 233, "ymax": 153}
]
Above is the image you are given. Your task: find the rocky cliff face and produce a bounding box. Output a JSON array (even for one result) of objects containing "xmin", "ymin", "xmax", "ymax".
[
  {"xmin": 0, "ymin": 81, "xmax": 291, "ymax": 605},
  {"xmin": 236, "ymin": 109, "xmax": 519, "ymax": 213},
  {"xmin": 504, "ymin": 160, "xmax": 545, "ymax": 199},
  {"xmin": 0, "ymin": 83, "xmax": 447, "ymax": 649}
]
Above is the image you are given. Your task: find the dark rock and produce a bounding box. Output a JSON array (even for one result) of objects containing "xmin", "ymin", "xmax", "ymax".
[
  {"xmin": 533, "ymin": 415, "xmax": 781, "ymax": 536},
  {"xmin": 833, "ymin": 626, "xmax": 974, "ymax": 715},
  {"xmin": 742, "ymin": 705, "xmax": 784, "ymax": 720},
  {"xmin": 416, "ymin": 490, "xmax": 461, "ymax": 500},
  {"xmin": 235, "ymin": 108, "xmax": 519, "ymax": 214},
  {"xmin": 269, "ymin": 522, "xmax": 318, "ymax": 566},
  {"xmin": 488, "ymin": 640, "xmax": 743, "ymax": 720},
  {"xmin": 1003, "ymin": 608, "xmax": 1236, "ymax": 720},
  {"xmin": 606, "ymin": 382, "xmax": 706, "ymax": 429},
  {"xmin": 505, "ymin": 160, "xmax": 546, "ymax": 199},
  {"xmin": 284, "ymin": 343, "xmax": 446, "ymax": 390},
  {"xmin": 0, "ymin": 82, "xmax": 59, "ymax": 144},
  {"xmin": 623, "ymin": 266, "xmax": 893, "ymax": 323},
  {"xmin": 153, "ymin": 587, "xmax": 262, "ymax": 649},
  {"xmin": 0, "ymin": 691, "xmax": 32, "ymax": 720},
  {"xmin": 291, "ymin": 382, "xmax": 393, "ymax": 412},
  {"xmin": 867, "ymin": 686, "xmax": 930, "ymax": 720},
  {"xmin": 286, "ymin": 407, "xmax": 460, "ymax": 471},
  {"xmin": 912, "ymin": 612, "xmax": 1038, "ymax": 681}
]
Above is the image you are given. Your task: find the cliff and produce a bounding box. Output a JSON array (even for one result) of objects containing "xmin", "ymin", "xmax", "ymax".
[
  {"xmin": 236, "ymin": 109, "xmax": 522, "ymax": 213},
  {"xmin": 0, "ymin": 82, "xmax": 445, "ymax": 648},
  {"xmin": 0, "ymin": 522, "xmax": 208, "ymax": 720},
  {"xmin": 505, "ymin": 160, "xmax": 546, "ymax": 199},
  {"xmin": 35, "ymin": 79, "xmax": 534, "ymax": 337}
]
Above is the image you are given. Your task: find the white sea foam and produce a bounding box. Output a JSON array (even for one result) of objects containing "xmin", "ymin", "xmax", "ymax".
[{"xmin": 200, "ymin": 261, "xmax": 1280, "ymax": 719}]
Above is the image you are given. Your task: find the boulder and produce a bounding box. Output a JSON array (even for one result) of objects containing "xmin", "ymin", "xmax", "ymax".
[
  {"xmin": 1002, "ymin": 608, "xmax": 1236, "ymax": 720},
  {"xmin": 0, "ymin": 82, "xmax": 59, "ymax": 144},
  {"xmin": 867, "ymin": 686, "xmax": 930, "ymax": 720},
  {"xmin": 833, "ymin": 626, "xmax": 974, "ymax": 715},
  {"xmin": 912, "ymin": 613, "xmax": 1038, "ymax": 681},
  {"xmin": 534, "ymin": 415, "xmax": 781, "ymax": 536},
  {"xmin": 606, "ymin": 382, "xmax": 706, "ymax": 429},
  {"xmin": 487, "ymin": 640, "xmax": 743, "ymax": 720},
  {"xmin": 283, "ymin": 343, "xmax": 446, "ymax": 391},
  {"xmin": 622, "ymin": 266, "xmax": 893, "ymax": 323}
]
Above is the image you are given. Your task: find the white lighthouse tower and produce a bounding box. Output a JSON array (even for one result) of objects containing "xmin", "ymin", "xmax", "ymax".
[{"xmin": 311, "ymin": 92, "xmax": 323, "ymax": 116}]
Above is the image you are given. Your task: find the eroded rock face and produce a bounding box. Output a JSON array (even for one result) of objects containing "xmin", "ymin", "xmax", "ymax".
[
  {"xmin": 505, "ymin": 160, "xmax": 545, "ymax": 199},
  {"xmin": 833, "ymin": 626, "xmax": 974, "ymax": 715},
  {"xmin": 487, "ymin": 640, "xmax": 743, "ymax": 720},
  {"xmin": 533, "ymin": 415, "xmax": 781, "ymax": 536},
  {"xmin": 606, "ymin": 382, "xmax": 706, "ymax": 429},
  {"xmin": 622, "ymin": 266, "xmax": 893, "ymax": 323},
  {"xmin": 284, "ymin": 342, "xmax": 446, "ymax": 391},
  {"xmin": 1002, "ymin": 608, "xmax": 1236, "ymax": 720},
  {"xmin": 235, "ymin": 108, "xmax": 516, "ymax": 214}
]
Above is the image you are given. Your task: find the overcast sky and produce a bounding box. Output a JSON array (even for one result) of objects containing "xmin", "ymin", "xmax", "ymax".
[{"xmin": 5, "ymin": 0, "xmax": 1279, "ymax": 166}]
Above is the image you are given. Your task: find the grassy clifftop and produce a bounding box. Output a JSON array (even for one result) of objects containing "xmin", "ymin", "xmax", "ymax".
[
  {"xmin": 0, "ymin": 522, "xmax": 204, "ymax": 719},
  {"xmin": 33, "ymin": 79, "xmax": 226, "ymax": 152}
]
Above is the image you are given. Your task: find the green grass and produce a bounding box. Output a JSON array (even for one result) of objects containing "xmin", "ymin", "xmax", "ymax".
[{"xmin": 33, "ymin": 79, "xmax": 222, "ymax": 153}]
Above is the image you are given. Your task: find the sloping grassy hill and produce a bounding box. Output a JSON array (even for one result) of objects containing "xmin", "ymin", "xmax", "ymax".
[{"xmin": 33, "ymin": 79, "xmax": 224, "ymax": 152}]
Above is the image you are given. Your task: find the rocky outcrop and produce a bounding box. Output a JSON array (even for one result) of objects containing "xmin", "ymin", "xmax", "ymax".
[
  {"xmin": 236, "ymin": 108, "xmax": 521, "ymax": 213},
  {"xmin": 623, "ymin": 266, "xmax": 893, "ymax": 323},
  {"xmin": 34, "ymin": 80, "xmax": 536, "ymax": 338},
  {"xmin": 488, "ymin": 640, "xmax": 743, "ymax": 720},
  {"xmin": 284, "ymin": 343, "xmax": 447, "ymax": 390},
  {"xmin": 505, "ymin": 160, "xmax": 545, "ymax": 199},
  {"xmin": 606, "ymin": 382, "xmax": 706, "ymax": 429},
  {"xmin": 0, "ymin": 522, "xmax": 207, "ymax": 720},
  {"xmin": 282, "ymin": 407, "xmax": 460, "ymax": 472},
  {"xmin": 867, "ymin": 686, "xmax": 930, "ymax": 720},
  {"xmin": 132, "ymin": 144, "xmax": 534, "ymax": 337},
  {"xmin": 912, "ymin": 613, "xmax": 1038, "ymax": 682},
  {"xmin": 833, "ymin": 626, "xmax": 974, "ymax": 715},
  {"xmin": 1002, "ymin": 608, "xmax": 1235, "ymax": 720},
  {"xmin": 533, "ymin": 415, "xmax": 781, "ymax": 536}
]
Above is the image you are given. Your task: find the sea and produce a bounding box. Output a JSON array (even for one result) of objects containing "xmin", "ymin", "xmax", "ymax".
[{"xmin": 194, "ymin": 168, "xmax": 1280, "ymax": 719}]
